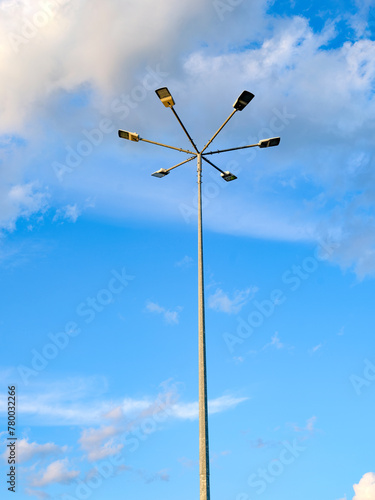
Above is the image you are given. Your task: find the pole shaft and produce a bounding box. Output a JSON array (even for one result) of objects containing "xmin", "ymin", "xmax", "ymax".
[{"xmin": 197, "ymin": 153, "xmax": 210, "ymax": 500}]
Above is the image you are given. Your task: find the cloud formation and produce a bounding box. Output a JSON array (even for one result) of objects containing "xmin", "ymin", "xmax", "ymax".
[
  {"xmin": 53, "ymin": 203, "xmax": 81, "ymax": 223},
  {"xmin": 13, "ymin": 438, "xmax": 67, "ymax": 464},
  {"xmin": 31, "ymin": 458, "xmax": 79, "ymax": 487},
  {"xmin": 0, "ymin": 182, "xmax": 49, "ymax": 233},
  {"xmin": 79, "ymin": 426, "xmax": 124, "ymax": 462},
  {"xmin": 170, "ymin": 394, "xmax": 248, "ymax": 420},
  {"xmin": 145, "ymin": 301, "xmax": 181, "ymax": 325},
  {"xmin": 208, "ymin": 287, "xmax": 258, "ymax": 314},
  {"xmin": 263, "ymin": 331, "xmax": 284, "ymax": 350},
  {"xmin": 1, "ymin": 2, "xmax": 375, "ymax": 278},
  {"xmin": 353, "ymin": 472, "xmax": 375, "ymax": 499},
  {"xmin": 0, "ymin": 377, "xmax": 247, "ymax": 428}
]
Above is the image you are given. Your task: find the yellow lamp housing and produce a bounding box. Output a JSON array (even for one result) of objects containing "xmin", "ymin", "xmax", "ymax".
[
  {"xmin": 118, "ymin": 130, "xmax": 139, "ymax": 142},
  {"xmin": 155, "ymin": 87, "xmax": 175, "ymax": 108}
]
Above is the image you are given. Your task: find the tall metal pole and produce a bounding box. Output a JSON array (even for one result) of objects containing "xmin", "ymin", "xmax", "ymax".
[
  {"xmin": 119, "ymin": 88, "xmax": 280, "ymax": 500},
  {"xmin": 197, "ymin": 153, "xmax": 210, "ymax": 500}
]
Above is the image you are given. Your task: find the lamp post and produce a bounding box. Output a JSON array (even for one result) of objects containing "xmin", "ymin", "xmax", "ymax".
[{"xmin": 118, "ymin": 88, "xmax": 280, "ymax": 500}]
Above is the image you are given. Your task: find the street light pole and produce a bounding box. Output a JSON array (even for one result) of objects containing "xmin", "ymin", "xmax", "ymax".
[
  {"xmin": 118, "ymin": 87, "xmax": 280, "ymax": 500},
  {"xmin": 197, "ymin": 152, "xmax": 210, "ymax": 500}
]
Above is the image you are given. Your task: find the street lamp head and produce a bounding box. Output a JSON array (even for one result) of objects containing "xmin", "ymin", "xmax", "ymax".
[
  {"xmin": 233, "ymin": 90, "xmax": 254, "ymax": 111},
  {"xmin": 221, "ymin": 171, "xmax": 237, "ymax": 182},
  {"xmin": 155, "ymin": 87, "xmax": 175, "ymax": 108},
  {"xmin": 258, "ymin": 137, "xmax": 280, "ymax": 148},
  {"xmin": 151, "ymin": 168, "xmax": 170, "ymax": 178},
  {"xmin": 118, "ymin": 130, "xmax": 139, "ymax": 142}
]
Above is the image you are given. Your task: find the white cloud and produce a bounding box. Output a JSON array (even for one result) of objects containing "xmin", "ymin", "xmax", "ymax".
[
  {"xmin": 0, "ymin": 182, "xmax": 49, "ymax": 232},
  {"xmin": 9, "ymin": 438, "xmax": 67, "ymax": 464},
  {"xmin": 146, "ymin": 301, "xmax": 181, "ymax": 325},
  {"xmin": 103, "ymin": 406, "xmax": 123, "ymax": 421},
  {"xmin": 0, "ymin": 377, "xmax": 123, "ymax": 426},
  {"xmin": 263, "ymin": 331, "xmax": 284, "ymax": 350},
  {"xmin": 310, "ymin": 344, "xmax": 323, "ymax": 354},
  {"xmin": 0, "ymin": 0, "xmax": 264, "ymax": 133},
  {"xmin": 305, "ymin": 416, "xmax": 317, "ymax": 432},
  {"xmin": 1, "ymin": 3, "xmax": 375, "ymax": 277},
  {"xmin": 137, "ymin": 469, "xmax": 170, "ymax": 484},
  {"xmin": 53, "ymin": 203, "xmax": 81, "ymax": 223},
  {"xmin": 175, "ymin": 16, "xmax": 375, "ymax": 276},
  {"xmin": 208, "ymin": 287, "xmax": 258, "ymax": 314},
  {"xmin": 3, "ymin": 377, "xmax": 246, "ymax": 430},
  {"xmin": 208, "ymin": 395, "xmax": 248, "ymax": 415},
  {"xmin": 31, "ymin": 458, "xmax": 79, "ymax": 487},
  {"xmin": 353, "ymin": 472, "xmax": 375, "ymax": 499},
  {"xmin": 79, "ymin": 426, "xmax": 123, "ymax": 462},
  {"xmin": 170, "ymin": 395, "xmax": 248, "ymax": 420},
  {"xmin": 292, "ymin": 416, "xmax": 317, "ymax": 434},
  {"xmin": 25, "ymin": 489, "xmax": 50, "ymax": 500}
]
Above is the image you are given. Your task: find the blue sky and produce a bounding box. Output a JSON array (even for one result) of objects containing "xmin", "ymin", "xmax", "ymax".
[{"xmin": 0, "ymin": 0, "xmax": 375, "ymax": 499}]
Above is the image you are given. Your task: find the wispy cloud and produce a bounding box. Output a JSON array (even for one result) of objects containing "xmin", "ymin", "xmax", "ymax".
[
  {"xmin": 178, "ymin": 456, "xmax": 198, "ymax": 469},
  {"xmin": 310, "ymin": 343, "xmax": 323, "ymax": 355},
  {"xmin": 103, "ymin": 406, "xmax": 124, "ymax": 421},
  {"xmin": 79, "ymin": 426, "xmax": 124, "ymax": 462},
  {"xmin": 263, "ymin": 331, "xmax": 284, "ymax": 350},
  {"xmin": 31, "ymin": 459, "xmax": 80, "ymax": 487},
  {"xmin": 0, "ymin": 182, "xmax": 49, "ymax": 233},
  {"xmin": 170, "ymin": 395, "xmax": 248, "ymax": 420},
  {"xmin": 0, "ymin": 377, "xmax": 247, "ymax": 427},
  {"xmin": 25, "ymin": 489, "xmax": 51, "ymax": 500},
  {"xmin": 249, "ymin": 438, "xmax": 280, "ymax": 449},
  {"xmin": 136, "ymin": 469, "xmax": 170, "ymax": 484},
  {"xmin": 53, "ymin": 204, "xmax": 81, "ymax": 223},
  {"xmin": 145, "ymin": 301, "xmax": 182, "ymax": 325},
  {"xmin": 0, "ymin": 377, "xmax": 144, "ymax": 426},
  {"xmin": 175, "ymin": 255, "xmax": 193, "ymax": 268},
  {"xmin": 208, "ymin": 287, "xmax": 258, "ymax": 314},
  {"xmin": 210, "ymin": 450, "xmax": 231, "ymax": 464},
  {"xmin": 292, "ymin": 416, "xmax": 317, "ymax": 435},
  {"xmin": 1, "ymin": 438, "xmax": 68, "ymax": 464}
]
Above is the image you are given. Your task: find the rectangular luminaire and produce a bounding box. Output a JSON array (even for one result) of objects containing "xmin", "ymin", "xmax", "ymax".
[
  {"xmin": 233, "ymin": 91, "xmax": 254, "ymax": 111},
  {"xmin": 151, "ymin": 169, "xmax": 169, "ymax": 178},
  {"xmin": 258, "ymin": 137, "xmax": 280, "ymax": 148},
  {"xmin": 221, "ymin": 171, "xmax": 237, "ymax": 182},
  {"xmin": 155, "ymin": 87, "xmax": 175, "ymax": 108},
  {"xmin": 118, "ymin": 130, "xmax": 139, "ymax": 142}
]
